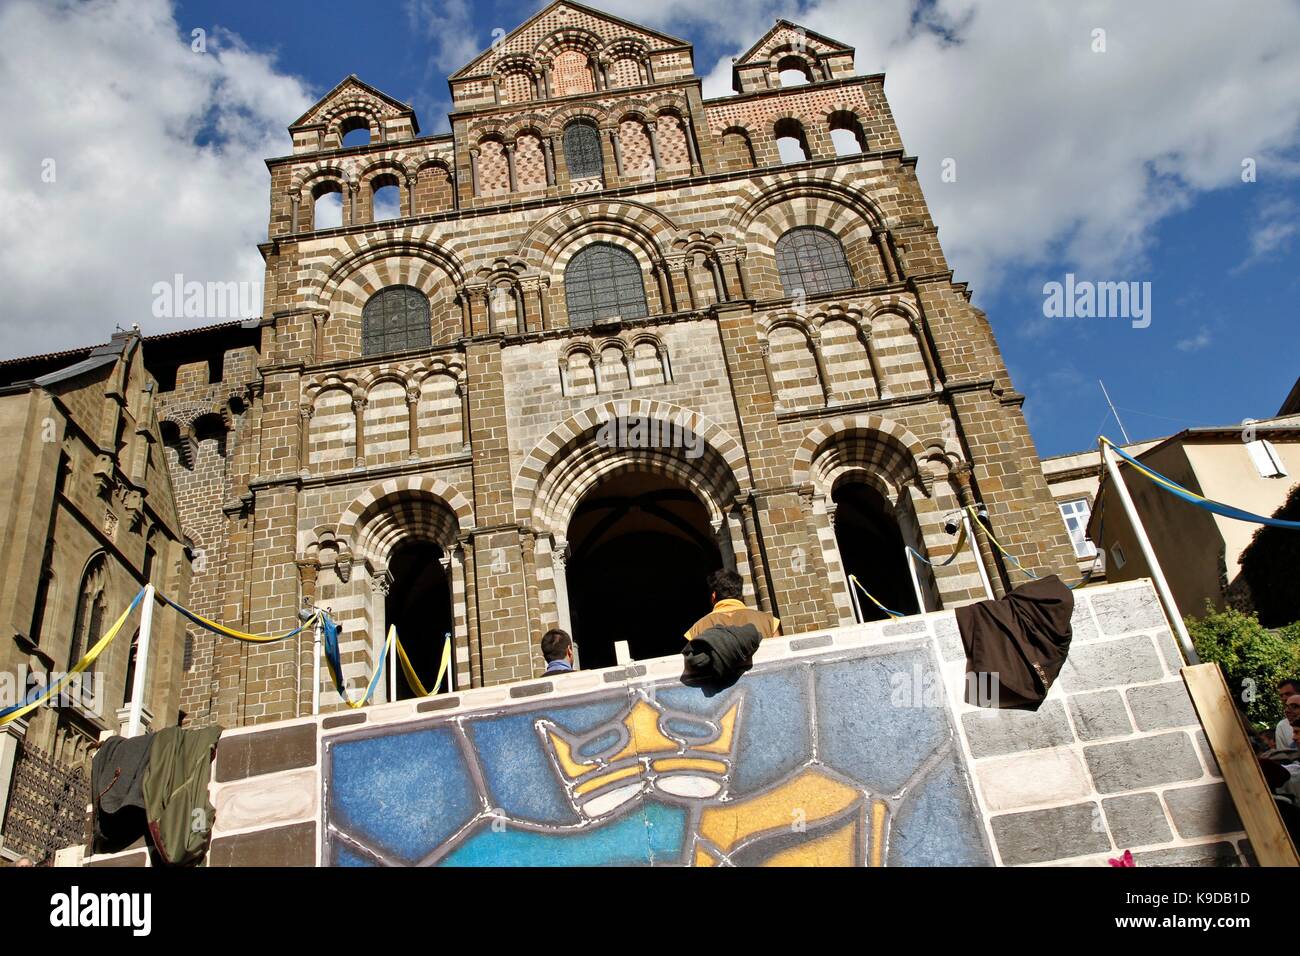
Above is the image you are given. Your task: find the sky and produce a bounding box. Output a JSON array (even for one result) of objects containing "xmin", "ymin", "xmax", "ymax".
[{"xmin": 0, "ymin": 0, "xmax": 1296, "ymax": 457}]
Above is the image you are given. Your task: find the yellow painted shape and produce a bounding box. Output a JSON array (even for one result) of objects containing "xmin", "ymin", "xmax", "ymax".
[
  {"xmin": 694, "ymin": 845, "xmax": 717, "ymax": 867},
  {"xmin": 696, "ymin": 703, "xmax": 740, "ymax": 755},
  {"xmin": 760, "ymin": 819, "xmax": 858, "ymax": 867},
  {"xmin": 698, "ymin": 767, "xmax": 861, "ymax": 853},
  {"xmin": 651, "ymin": 757, "xmax": 728, "ymax": 775},
  {"xmin": 546, "ymin": 726, "xmax": 600, "ymax": 781},
  {"xmin": 574, "ymin": 763, "xmax": 640, "ymax": 796},
  {"xmin": 610, "ymin": 699, "xmax": 679, "ymax": 761},
  {"xmin": 870, "ymin": 799, "xmax": 887, "ymax": 867}
]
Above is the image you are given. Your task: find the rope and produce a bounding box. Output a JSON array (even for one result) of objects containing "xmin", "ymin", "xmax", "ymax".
[
  {"xmin": 158, "ymin": 591, "xmax": 318, "ymax": 643},
  {"xmin": 0, "ymin": 588, "xmax": 146, "ymax": 726},
  {"xmin": 906, "ymin": 520, "xmax": 968, "ymax": 568},
  {"xmin": 965, "ymin": 505, "xmax": 1041, "ymax": 581},
  {"xmin": 321, "ymin": 613, "xmax": 452, "ymax": 706},
  {"xmin": 848, "ymin": 574, "xmax": 905, "ymax": 619},
  {"xmin": 1102, "ymin": 436, "xmax": 1300, "ymax": 530}
]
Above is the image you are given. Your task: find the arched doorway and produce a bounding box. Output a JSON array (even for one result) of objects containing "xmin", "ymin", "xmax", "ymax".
[
  {"xmin": 565, "ymin": 470, "xmax": 722, "ymax": 669},
  {"xmin": 833, "ymin": 481, "xmax": 919, "ymax": 621},
  {"xmin": 384, "ymin": 540, "xmax": 454, "ymax": 699}
]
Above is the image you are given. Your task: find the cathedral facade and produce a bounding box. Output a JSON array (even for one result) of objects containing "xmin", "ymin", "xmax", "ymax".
[{"xmin": 144, "ymin": 1, "xmax": 1078, "ymax": 729}]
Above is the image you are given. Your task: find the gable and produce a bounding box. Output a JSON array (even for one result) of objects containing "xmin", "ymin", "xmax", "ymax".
[
  {"xmin": 734, "ymin": 20, "xmax": 854, "ymax": 66},
  {"xmin": 449, "ymin": 0, "xmax": 689, "ymax": 80},
  {"xmin": 290, "ymin": 75, "xmax": 416, "ymax": 131}
]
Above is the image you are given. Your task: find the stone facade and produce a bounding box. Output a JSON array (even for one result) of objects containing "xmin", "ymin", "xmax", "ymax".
[
  {"xmin": 0, "ymin": 332, "xmax": 190, "ymax": 860},
  {"xmin": 151, "ymin": 1, "xmax": 1073, "ymax": 727}
]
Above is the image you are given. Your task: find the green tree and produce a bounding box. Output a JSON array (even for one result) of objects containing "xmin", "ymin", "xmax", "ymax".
[
  {"xmin": 1237, "ymin": 481, "xmax": 1300, "ymax": 628},
  {"xmin": 1186, "ymin": 604, "xmax": 1300, "ymax": 726}
]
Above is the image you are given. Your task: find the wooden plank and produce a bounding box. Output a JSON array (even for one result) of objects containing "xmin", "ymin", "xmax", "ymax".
[{"xmin": 1182, "ymin": 662, "xmax": 1299, "ymax": 867}]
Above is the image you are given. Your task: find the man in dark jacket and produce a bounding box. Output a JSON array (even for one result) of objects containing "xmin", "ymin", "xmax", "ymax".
[{"xmin": 540, "ymin": 628, "xmax": 576, "ymax": 676}]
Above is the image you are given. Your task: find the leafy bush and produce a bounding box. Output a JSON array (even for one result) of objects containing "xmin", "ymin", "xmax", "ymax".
[
  {"xmin": 1237, "ymin": 481, "xmax": 1300, "ymax": 628},
  {"xmin": 1186, "ymin": 604, "xmax": 1300, "ymax": 726}
]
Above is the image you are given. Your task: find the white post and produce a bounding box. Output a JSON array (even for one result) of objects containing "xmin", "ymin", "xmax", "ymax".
[
  {"xmin": 963, "ymin": 513, "xmax": 996, "ymax": 600},
  {"xmin": 905, "ymin": 548, "xmax": 927, "ymax": 614},
  {"xmin": 312, "ymin": 613, "xmax": 322, "ymax": 716},
  {"xmin": 387, "ymin": 628, "xmax": 397, "ymax": 703},
  {"xmin": 614, "ymin": 640, "xmax": 631, "ymax": 666},
  {"xmin": 847, "ymin": 576, "xmax": 864, "ymax": 624},
  {"xmin": 1100, "ymin": 441, "xmax": 1199, "ymax": 664},
  {"xmin": 126, "ymin": 585, "xmax": 155, "ymax": 738}
]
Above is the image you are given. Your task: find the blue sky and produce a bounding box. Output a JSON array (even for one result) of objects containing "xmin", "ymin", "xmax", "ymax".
[{"xmin": 2, "ymin": 0, "xmax": 1296, "ymax": 459}]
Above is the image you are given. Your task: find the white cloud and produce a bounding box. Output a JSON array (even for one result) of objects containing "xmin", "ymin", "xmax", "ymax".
[
  {"xmin": 1176, "ymin": 326, "xmax": 1213, "ymax": 352},
  {"xmin": 1235, "ymin": 196, "xmax": 1298, "ymax": 271},
  {"xmin": 0, "ymin": 0, "xmax": 312, "ymax": 359},
  {"xmin": 603, "ymin": 0, "xmax": 1300, "ymax": 299}
]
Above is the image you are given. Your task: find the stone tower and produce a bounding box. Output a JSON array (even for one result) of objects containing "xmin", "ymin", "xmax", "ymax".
[{"xmin": 151, "ymin": 0, "xmax": 1077, "ymax": 728}]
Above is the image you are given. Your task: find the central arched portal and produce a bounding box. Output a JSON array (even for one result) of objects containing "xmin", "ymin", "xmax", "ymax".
[
  {"xmin": 384, "ymin": 540, "xmax": 454, "ymax": 699},
  {"xmin": 565, "ymin": 470, "xmax": 722, "ymax": 669}
]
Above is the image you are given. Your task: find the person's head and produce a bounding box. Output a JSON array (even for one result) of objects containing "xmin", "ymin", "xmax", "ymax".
[
  {"xmin": 1278, "ymin": 678, "xmax": 1300, "ymax": 703},
  {"xmin": 540, "ymin": 628, "xmax": 573, "ymax": 664},
  {"xmin": 1290, "ymin": 717, "xmax": 1300, "ymax": 747},
  {"xmin": 707, "ymin": 569, "xmax": 744, "ymax": 605},
  {"xmin": 13, "ymin": 856, "xmax": 33, "ymax": 868},
  {"xmin": 1285, "ymin": 695, "xmax": 1300, "ymax": 722}
]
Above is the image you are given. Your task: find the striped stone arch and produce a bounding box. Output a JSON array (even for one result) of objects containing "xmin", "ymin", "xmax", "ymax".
[
  {"xmin": 727, "ymin": 171, "xmax": 889, "ymax": 245},
  {"xmin": 314, "ymin": 233, "xmax": 469, "ymax": 308},
  {"xmin": 336, "ymin": 476, "xmax": 474, "ymax": 565},
  {"xmin": 546, "ymin": 103, "xmax": 607, "ymax": 136},
  {"xmin": 514, "ymin": 399, "xmax": 751, "ymax": 534},
  {"xmin": 793, "ymin": 415, "xmax": 932, "ymax": 502},
  {"xmin": 356, "ymin": 155, "xmax": 411, "ymax": 183},
  {"xmin": 292, "ymin": 165, "xmax": 350, "ymax": 196},
  {"xmin": 516, "ymin": 199, "xmax": 676, "ymax": 270}
]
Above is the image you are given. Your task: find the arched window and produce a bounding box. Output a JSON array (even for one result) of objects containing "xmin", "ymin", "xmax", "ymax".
[
  {"xmin": 564, "ymin": 243, "xmax": 647, "ymax": 327},
  {"xmin": 774, "ymin": 118, "xmax": 811, "ymax": 163},
  {"xmin": 775, "ymin": 227, "xmax": 854, "ymax": 297},
  {"xmin": 69, "ymin": 554, "xmax": 108, "ymax": 673},
  {"xmin": 564, "ymin": 122, "xmax": 603, "ymax": 180},
  {"xmin": 362, "ymin": 285, "xmax": 431, "ymax": 356}
]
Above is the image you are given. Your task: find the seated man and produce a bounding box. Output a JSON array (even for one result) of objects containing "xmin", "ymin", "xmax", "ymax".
[
  {"xmin": 539, "ymin": 628, "xmax": 577, "ymax": 676},
  {"xmin": 685, "ymin": 569, "xmax": 781, "ymax": 642},
  {"xmin": 1276, "ymin": 685, "xmax": 1300, "ymax": 750}
]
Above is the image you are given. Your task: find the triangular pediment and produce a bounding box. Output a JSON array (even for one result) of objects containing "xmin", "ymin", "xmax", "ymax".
[
  {"xmin": 734, "ymin": 19, "xmax": 854, "ymax": 66},
  {"xmin": 449, "ymin": 0, "xmax": 689, "ymax": 80},
  {"xmin": 289, "ymin": 75, "xmax": 416, "ymax": 131}
]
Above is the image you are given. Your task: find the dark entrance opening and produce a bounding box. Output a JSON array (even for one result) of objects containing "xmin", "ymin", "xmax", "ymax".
[
  {"xmin": 833, "ymin": 481, "xmax": 919, "ymax": 621},
  {"xmin": 385, "ymin": 540, "xmax": 454, "ymax": 698},
  {"xmin": 566, "ymin": 471, "xmax": 722, "ymax": 669}
]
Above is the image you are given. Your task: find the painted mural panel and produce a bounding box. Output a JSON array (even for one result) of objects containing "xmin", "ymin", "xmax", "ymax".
[{"xmin": 322, "ymin": 640, "xmax": 992, "ymax": 866}]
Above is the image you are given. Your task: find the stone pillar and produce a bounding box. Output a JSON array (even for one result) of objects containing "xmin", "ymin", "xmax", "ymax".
[
  {"xmin": 708, "ymin": 255, "xmax": 729, "ymax": 302},
  {"xmin": 645, "ymin": 120, "xmax": 662, "ymax": 172},
  {"xmin": 606, "ymin": 127, "xmax": 623, "ymax": 177},
  {"xmin": 289, "ymin": 191, "xmax": 300, "ymax": 233},
  {"xmin": 911, "ymin": 318, "xmax": 941, "ymax": 392},
  {"xmin": 457, "ymin": 378, "xmax": 470, "ymax": 450},
  {"xmin": 404, "ymin": 175, "xmax": 416, "ymax": 217},
  {"xmin": 512, "ymin": 283, "xmax": 527, "ymax": 333},
  {"xmin": 0, "ymin": 720, "xmax": 28, "ymax": 845},
  {"xmin": 468, "ymin": 148, "xmax": 480, "ymax": 197},
  {"xmin": 520, "ymin": 530, "xmax": 544, "ymax": 645},
  {"xmin": 312, "ymin": 310, "xmax": 327, "ymax": 362},
  {"xmin": 458, "ymin": 291, "xmax": 471, "ymax": 338},
  {"xmin": 682, "ymin": 116, "xmax": 701, "ymax": 174},
  {"xmin": 351, "ymin": 395, "xmax": 366, "ymax": 467},
  {"xmin": 550, "ymin": 537, "xmax": 573, "ymax": 637},
  {"xmin": 457, "ymin": 537, "xmax": 482, "ymax": 688},
  {"xmin": 863, "ymin": 329, "xmax": 888, "ymax": 399},
  {"xmin": 653, "ymin": 262, "xmax": 673, "ymax": 312},
  {"xmin": 810, "ymin": 328, "xmax": 832, "ymax": 404},
  {"xmin": 297, "ymin": 404, "xmax": 313, "ymax": 472},
  {"xmin": 798, "ymin": 488, "xmax": 840, "ymax": 627},
  {"xmin": 295, "ymin": 561, "xmax": 318, "ymax": 715},
  {"xmin": 406, "ymin": 387, "xmax": 419, "ymax": 457},
  {"xmin": 504, "ymin": 142, "xmax": 518, "ymax": 193},
  {"xmin": 736, "ymin": 495, "xmax": 773, "ymax": 613},
  {"xmin": 680, "ymin": 258, "xmax": 697, "ymax": 311},
  {"xmin": 759, "ymin": 340, "xmax": 780, "ymax": 408},
  {"xmin": 875, "ymin": 230, "xmax": 900, "ymax": 283},
  {"xmin": 542, "ymin": 137, "xmax": 556, "ymax": 186}
]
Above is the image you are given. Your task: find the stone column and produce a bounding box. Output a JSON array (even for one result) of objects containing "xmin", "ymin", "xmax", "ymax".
[
  {"xmin": 289, "ymin": 190, "xmax": 301, "ymax": 233},
  {"xmin": 468, "ymin": 148, "xmax": 480, "ymax": 197},
  {"xmin": 458, "ymin": 538, "xmax": 482, "ymax": 687},
  {"xmin": 312, "ymin": 310, "xmax": 327, "ymax": 362},
  {"xmin": 457, "ymin": 378, "xmax": 470, "ymax": 450},
  {"xmin": 875, "ymin": 230, "xmax": 900, "ymax": 283},
  {"xmin": 682, "ymin": 116, "xmax": 701, "ymax": 174},
  {"xmin": 351, "ymin": 395, "xmax": 366, "ymax": 467},
  {"xmin": 810, "ymin": 328, "xmax": 833, "ymax": 404},
  {"xmin": 653, "ymin": 262, "xmax": 673, "ymax": 313},
  {"xmin": 736, "ymin": 496, "xmax": 773, "ymax": 613},
  {"xmin": 550, "ymin": 537, "xmax": 574, "ymax": 638},
  {"xmin": 542, "ymin": 137, "xmax": 556, "ymax": 186},
  {"xmin": 708, "ymin": 255, "xmax": 729, "ymax": 302},
  {"xmin": 0, "ymin": 720, "xmax": 28, "ymax": 845},
  {"xmin": 404, "ymin": 175, "xmax": 416, "ymax": 217},
  {"xmin": 406, "ymin": 387, "xmax": 420, "ymax": 458},
  {"xmin": 297, "ymin": 404, "xmax": 314, "ymax": 473},
  {"xmin": 759, "ymin": 340, "xmax": 781, "ymax": 409},
  {"xmin": 863, "ymin": 329, "xmax": 888, "ymax": 399},
  {"xmin": 679, "ymin": 258, "xmax": 697, "ymax": 310},
  {"xmin": 458, "ymin": 291, "xmax": 471, "ymax": 337},
  {"xmin": 645, "ymin": 120, "xmax": 663, "ymax": 173},
  {"xmin": 504, "ymin": 142, "xmax": 518, "ymax": 193},
  {"xmin": 481, "ymin": 287, "xmax": 494, "ymax": 334},
  {"xmin": 607, "ymin": 127, "xmax": 624, "ymax": 177},
  {"xmin": 911, "ymin": 318, "xmax": 941, "ymax": 392},
  {"xmin": 520, "ymin": 530, "xmax": 544, "ymax": 645},
  {"xmin": 512, "ymin": 283, "xmax": 527, "ymax": 333}
]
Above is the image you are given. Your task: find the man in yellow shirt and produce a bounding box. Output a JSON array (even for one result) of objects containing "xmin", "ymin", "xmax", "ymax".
[{"xmin": 684, "ymin": 569, "xmax": 781, "ymax": 642}]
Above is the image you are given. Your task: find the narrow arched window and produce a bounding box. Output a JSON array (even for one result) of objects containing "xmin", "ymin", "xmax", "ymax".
[
  {"xmin": 362, "ymin": 285, "xmax": 431, "ymax": 356},
  {"xmin": 775, "ymin": 226, "xmax": 854, "ymax": 297},
  {"xmin": 563, "ymin": 122, "xmax": 603, "ymax": 180},
  {"xmin": 69, "ymin": 553, "xmax": 108, "ymax": 673},
  {"xmin": 564, "ymin": 243, "xmax": 647, "ymax": 327}
]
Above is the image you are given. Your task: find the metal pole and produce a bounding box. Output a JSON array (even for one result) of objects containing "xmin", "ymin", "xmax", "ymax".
[
  {"xmin": 312, "ymin": 613, "xmax": 322, "ymax": 716},
  {"xmin": 963, "ymin": 513, "xmax": 996, "ymax": 600},
  {"xmin": 1099, "ymin": 380, "xmax": 1131, "ymax": 444},
  {"xmin": 1100, "ymin": 440, "xmax": 1198, "ymax": 664},
  {"xmin": 905, "ymin": 548, "xmax": 927, "ymax": 613},
  {"xmin": 126, "ymin": 584, "xmax": 155, "ymax": 738}
]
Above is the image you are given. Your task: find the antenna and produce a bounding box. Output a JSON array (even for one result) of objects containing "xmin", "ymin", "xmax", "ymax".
[{"xmin": 1098, "ymin": 379, "xmax": 1131, "ymax": 444}]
